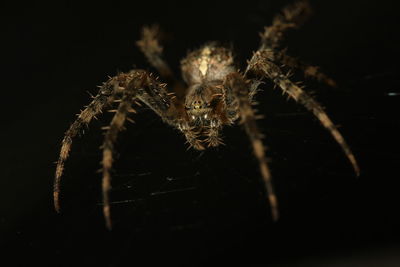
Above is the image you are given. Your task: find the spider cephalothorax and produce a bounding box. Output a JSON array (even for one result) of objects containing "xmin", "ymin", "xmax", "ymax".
[{"xmin": 54, "ymin": 0, "xmax": 359, "ymax": 229}]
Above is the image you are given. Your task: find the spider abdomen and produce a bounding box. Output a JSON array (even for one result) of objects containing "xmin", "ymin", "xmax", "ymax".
[{"xmin": 181, "ymin": 44, "xmax": 235, "ymax": 85}]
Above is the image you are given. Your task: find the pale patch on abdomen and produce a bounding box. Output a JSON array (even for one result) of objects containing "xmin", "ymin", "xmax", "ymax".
[
  {"xmin": 199, "ymin": 46, "xmax": 211, "ymax": 76},
  {"xmin": 181, "ymin": 44, "xmax": 235, "ymax": 85}
]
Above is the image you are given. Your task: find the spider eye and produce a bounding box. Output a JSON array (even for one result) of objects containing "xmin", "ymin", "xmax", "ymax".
[{"xmin": 204, "ymin": 114, "xmax": 208, "ymax": 119}]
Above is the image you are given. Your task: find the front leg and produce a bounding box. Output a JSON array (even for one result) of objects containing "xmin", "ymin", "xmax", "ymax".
[
  {"xmin": 205, "ymin": 119, "xmax": 224, "ymax": 147},
  {"xmin": 178, "ymin": 123, "xmax": 205, "ymax": 150},
  {"xmin": 100, "ymin": 70, "xmax": 177, "ymax": 229},
  {"xmin": 54, "ymin": 73, "xmax": 128, "ymax": 212},
  {"xmin": 224, "ymin": 72, "xmax": 279, "ymax": 221}
]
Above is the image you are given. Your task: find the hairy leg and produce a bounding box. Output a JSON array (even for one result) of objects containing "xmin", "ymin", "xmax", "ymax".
[
  {"xmin": 205, "ymin": 120, "xmax": 223, "ymax": 147},
  {"xmin": 136, "ymin": 25, "xmax": 174, "ymax": 81},
  {"xmin": 136, "ymin": 25, "xmax": 188, "ymax": 100},
  {"xmin": 206, "ymin": 96, "xmax": 226, "ymax": 147},
  {"xmin": 260, "ymin": 0, "xmax": 312, "ymax": 49},
  {"xmin": 224, "ymin": 72, "xmax": 279, "ymax": 221},
  {"xmin": 180, "ymin": 120, "xmax": 223, "ymax": 150},
  {"xmin": 276, "ymin": 49, "xmax": 337, "ymax": 87},
  {"xmin": 54, "ymin": 75, "xmax": 126, "ymax": 212},
  {"xmin": 247, "ymin": 49, "xmax": 360, "ymax": 176},
  {"xmin": 260, "ymin": 1, "xmax": 335, "ymax": 86},
  {"xmin": 101, "ymin": 87, "xmax": 137, "ymax": 230},
  {"xmin": 100, "ymin": 70, "xmax": 176, "ymax": 229},
  {"xmin": 178, "ymin": 123, "xmax": 205, "ymax": 150}
]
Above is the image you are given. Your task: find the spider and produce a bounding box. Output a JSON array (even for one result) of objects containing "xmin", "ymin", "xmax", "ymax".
[{"xmin": 54, "ymin": 0, "xmax": 359, "ymax": 229}]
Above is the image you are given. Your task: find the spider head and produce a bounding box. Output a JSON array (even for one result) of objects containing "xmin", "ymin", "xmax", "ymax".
[{"xmin": 185, "ymin": 84, "xmax": 223, "ymax": 125}]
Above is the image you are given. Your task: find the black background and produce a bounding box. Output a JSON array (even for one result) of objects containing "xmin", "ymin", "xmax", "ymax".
[{"xmin": 2, "ymin": 0, "xmax": 400, "ymax": 265}]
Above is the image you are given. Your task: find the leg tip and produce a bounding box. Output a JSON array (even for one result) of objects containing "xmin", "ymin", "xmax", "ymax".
[
  {"xmin": 272, "ymin": 209, "xmax": 279, "ymax": 222},
  {"xmin": 106, "ymin": 220, "xmax": 113, "ymax": 231},
  {"xmin": 53, "ymin": 192, "xmax": 61, "ymax": 213},
  {"xmin": 103, "ymin": 206, "xmax": 113, "ymax": 230}
]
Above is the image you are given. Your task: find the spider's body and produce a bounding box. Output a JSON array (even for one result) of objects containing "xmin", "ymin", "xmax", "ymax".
[
  {"xmin": 54, "ymin": 0, "xmax": 359, "ymax": 229},
  {"xmin": 181, "ymin": 45, "xmax": 238, "ymax": 145}
]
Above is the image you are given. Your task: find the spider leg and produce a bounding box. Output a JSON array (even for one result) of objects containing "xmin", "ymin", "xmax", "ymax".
[
  {"xmin": 100, "ymin": 70, "xmax": 175, "ymax": 229},
  {"xmin": 136, "ymin": 25, "xmax": 188, "ymax": 99},
  {"xmin": 178, "ymin": 124, "xmax": 204, "ymax": 150},
  {"xmin": 246, "ymin": 49, "xmax": 360, "ymax": 176},
  {"xmin": 101, "ymin": 87, "xmax": 136, "ymax": 230},
  {"xmin": 276, "ymin": 48, "xmax": 337, "ymax": 87},
  {"xmin": 259, "ymin": 1, "xmax": 334, "ymax": 86},
  {"xmin": 54, "ymin": 75, "xmax": 125, "ymax": 212},
  {"xmin": 205, "ymin": 121, "xmax": 224, "ymax": 147},
  {"xmin": 260, "ymin": 0, "xmax": 312, "ymax": 49},
  {"xmin": 224, "ymin": 72, "xmax": 279, "ymax": 221},
  {"xmin": 136, "ymin": 25, "xmax": 174, "ymax": 81},
  {"xmin": 205, "ymin": 98, "xmax": 227, "ymax": 147}
]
